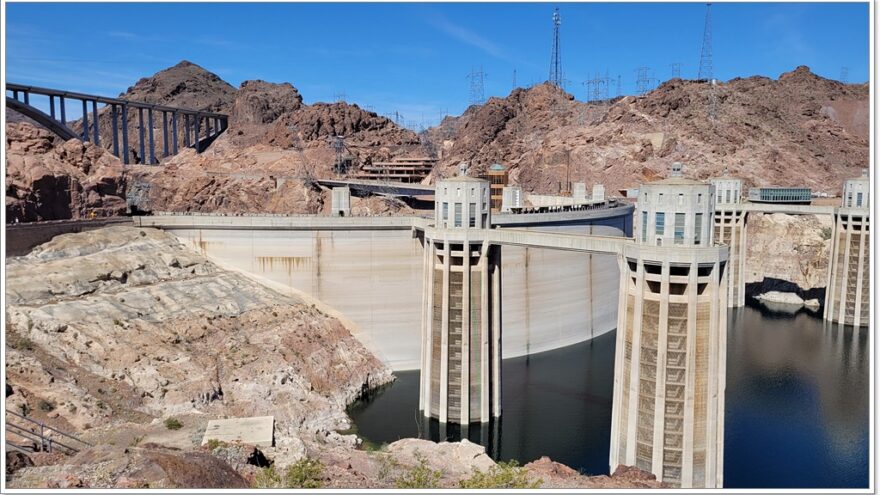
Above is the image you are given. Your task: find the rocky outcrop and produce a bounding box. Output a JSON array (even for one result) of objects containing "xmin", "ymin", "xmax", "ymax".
[
  {"xmin": 524, "ymin": 457, "xmax": 667, "ymax": 488},
  {"xmin": 5, "ymin": 122, "xmax": 127, "ymax": 223},
  {"xmin": 5, "ymin": 226, "xmax": 392, "ymax": 471},
  {"xmin": 7, "ymin": 444, "xmax": 249, "ymax": 489},
  {"xmin": 745, "ymin": 213, "xmax": 832, "ymax": 299},
  {"xmin": 429, "ymin": 67, "xmax": 868, "ymax": 194}
]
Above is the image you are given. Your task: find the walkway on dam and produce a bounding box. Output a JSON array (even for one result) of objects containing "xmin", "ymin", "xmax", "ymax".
[
  {"xmin": 135, "ymin": 214, "xmax": 634, "ymax": 254},
  {"xmin": 729, "ymin": 202, "xmax": 836, "ymax": 215}
]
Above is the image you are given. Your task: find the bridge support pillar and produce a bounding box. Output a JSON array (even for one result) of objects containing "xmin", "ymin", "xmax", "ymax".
[
  {"xmin": 420, "ymin": 175, "xmax": 500, "ymax": 425},
  {"xmin": 611, "ymin": 165, "xmax": 728, "ymax": 488},
  {"xmin": 824, "ymin": 208, "xmax": 870, "ymax": 327},
  {"xmin": 713, "ymin": 208, "xmax": 747, "ymax": 307}
]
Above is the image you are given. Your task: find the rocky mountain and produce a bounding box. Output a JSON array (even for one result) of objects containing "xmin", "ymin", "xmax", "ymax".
[
  {"xmin": 6, "ymin": 122, "xmax": 127, "ymax": 222},
  {"xmin": 429, "ymin": 66, "xmax": 868, "ymax": 194}
]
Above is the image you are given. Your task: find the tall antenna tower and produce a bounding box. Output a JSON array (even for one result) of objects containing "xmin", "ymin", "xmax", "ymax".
[
  {"xmin": 549, "ymin": 7, "xmax": 563, "ymax": 87},
  {"xmin": 697, "ymin": 3, "xmax": 713, "ymax": 81},
  {"xmin": 671, "ymin": 63, "xmax": 682, "ymax": 79},
  {"xmin": 840, "ymin": 67, "xmax": 849, "ymax": 83},
  {"xmin": 467, "ymin": 66, "xmax": 486, "ymax": 105}
]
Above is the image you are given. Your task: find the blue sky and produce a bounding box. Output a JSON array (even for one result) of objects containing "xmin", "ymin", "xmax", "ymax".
[{"xmin": 5, "ymin": 2, "xmax": 870, "ymax": 128}]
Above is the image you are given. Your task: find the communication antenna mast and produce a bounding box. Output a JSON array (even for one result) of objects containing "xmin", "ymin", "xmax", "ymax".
[
  {"xmin": 467, "ymin": 66, "xmax": 486, "ymax": 105},
  {"xmin": 549, "ymin": 7, "xmax": 563, "ymax": 87},
  {"xmin": 671, "ymin": 63, "xmax": 682, "ymax": 79},
  {"xmin": 840, "ymin": 67, "xmax": 849, "ymax": 83},
  {"xmin": 697, "ymin": 3, "xmax": 713, "ymax": 81}
]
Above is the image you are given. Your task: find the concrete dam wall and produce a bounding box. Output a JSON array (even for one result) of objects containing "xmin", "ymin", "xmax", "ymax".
[{"xmin": 141, "ymin": 212, "xmax": 631, "ymax": 370}]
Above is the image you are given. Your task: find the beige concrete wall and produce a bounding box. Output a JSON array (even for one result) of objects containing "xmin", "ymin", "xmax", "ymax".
[{"xmin": 165, "ymin": 221, "xmax": 626, "ymax": 371}]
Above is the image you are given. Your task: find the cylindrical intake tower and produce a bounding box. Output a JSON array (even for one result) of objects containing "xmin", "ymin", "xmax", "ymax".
[
  {"xmin": 420, "ymin": 176, "xmax": 501, "ymax": 424},
  {"xmin": 611, "ymin": 163, "xmax": 729, "ymax": 488}
]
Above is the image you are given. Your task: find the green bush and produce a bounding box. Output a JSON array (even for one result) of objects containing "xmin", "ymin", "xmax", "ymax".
[
  {"xmin": 395, "ymin": 453, "xmax": 442, "ymax": 489},
  {"xmin": 37, "ymin": 399, "xmax": 55, "ymax": 412},
  {"xmin": 164, "ymin": 417, "xmax": 183, "ymax": 430},
  {"xmin": 252, "ymin": 465, "xmax": 282, "ymax": 489},
  {"xmin": 820, "ymin": 227, "xmax": 833, "ymax": 240},
  {"xmin": 251, "ymin": 459, "xmax": 324, "ymax": 489},
  {"xmin": 283, "ymin": 458, "xmax": 323, "ymax": 488},
  {"xmin": 459, "ymin": 460, "xmax": 542, "ymax": 489}
]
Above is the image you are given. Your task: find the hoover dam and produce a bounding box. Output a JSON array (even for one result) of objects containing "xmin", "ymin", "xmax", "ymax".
[{"xmin": 134, "ymin": 202, "xmax": 634, "ymax": 370}]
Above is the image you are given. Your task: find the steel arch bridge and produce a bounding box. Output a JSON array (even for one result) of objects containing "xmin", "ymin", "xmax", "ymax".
[{"xmin": 6, "ymin": 82, "xmax": 229, "ymax": 165}]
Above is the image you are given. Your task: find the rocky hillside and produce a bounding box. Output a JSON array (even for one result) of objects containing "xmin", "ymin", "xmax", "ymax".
[
  {"xmin": 6, "ymin": 122, "xmax": 127, "ymax": 222},
  {"xmin": 429, "ymin": 66, "xmax": 868, "ymax": 194},
  {"xmin": 74, "ymin": 60, "xmax": 421, "ymax": 166}
]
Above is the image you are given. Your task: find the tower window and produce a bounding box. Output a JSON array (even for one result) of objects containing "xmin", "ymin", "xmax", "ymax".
[
  {"xmin": 674, "ymin": 213, "xmax": 685, "ymax": 244},
  {"xmin": 454, "ymin": 203, "xmax": 462, "ymax": 227},
  {"xmin": 469, "ymin": 203, "xmax": 476, "ymax": 227},
  {"xmin": 655, "ymin": 212, "xmax": 665, "ymax": 235}
]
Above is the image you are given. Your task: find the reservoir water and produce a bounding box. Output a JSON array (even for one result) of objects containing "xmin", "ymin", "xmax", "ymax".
[{"xmin": 348, "ymin": 302, "xmax": 869, "ymax": 488}]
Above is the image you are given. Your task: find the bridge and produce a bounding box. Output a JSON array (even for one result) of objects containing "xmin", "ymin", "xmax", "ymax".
[
  {"xmin": 315, "ymin": 178, "xmax": 435, "ymax": 197},
  {"xmin": 6, "ymin": 83, "xmax": 229, "ymax": 165}
]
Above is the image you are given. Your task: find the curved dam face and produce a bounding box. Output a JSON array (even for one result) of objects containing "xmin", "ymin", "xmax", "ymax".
[{"xmin": 146, "ymin": 209, "xmax": 632, "ymax": 370}]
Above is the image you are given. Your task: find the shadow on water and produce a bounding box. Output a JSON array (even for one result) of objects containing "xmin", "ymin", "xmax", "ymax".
[{"xmin": 349, "ymin": 301, "xmax": 869, "ymax": 488}]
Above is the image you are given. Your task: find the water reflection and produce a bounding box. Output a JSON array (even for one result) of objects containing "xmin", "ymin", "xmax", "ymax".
[{"xmin": 350, "ymin": 302, "xmax": 869, "ymax": 488}]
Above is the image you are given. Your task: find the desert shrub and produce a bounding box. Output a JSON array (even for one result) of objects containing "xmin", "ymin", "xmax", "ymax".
[
  {"xmin": 205, "ymin": 438, "xmax": 227, "ymax": 450},
  {"xmin": 283, "ymin": 458, "xmax": 323, "ymax": 488},
  {"xmin": 820, "ymin": 227, "xmax": 833, "ymax": 240},
  {"xmin": 37, "ymin": 399, "xmax": 55, "ymax": 412},
  {"xmin": 252, "ymin": 465, "xmax": 282, "ymax": 488},
  {"xmin": 395, "ymin": 453, "xmax": 442, "ymax": 489},
  {"xmin": 9, "ymin": 336, "xmax": 35, "ymax": 351},
  {"xmin": 459, "ymin": 460, "xmax": 542, "ymax": 489},
  {"xmin": 164, "ymin": 417, "xmax": 183, "ymax": 430},
  {"xmin": 251, "ymin": 459, "xmax": 324, "ymax": 489}
]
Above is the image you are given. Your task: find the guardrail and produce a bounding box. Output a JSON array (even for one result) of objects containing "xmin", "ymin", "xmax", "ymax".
[{"xmin": 5, "ymin": 409, "xmax": 92, "ymax": 455}]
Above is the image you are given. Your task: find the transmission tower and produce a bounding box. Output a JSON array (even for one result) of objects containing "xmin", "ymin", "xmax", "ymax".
[
  {"xmin": 333, "ymin": 91, "xmax": 346, "ymax": 103},
  {"xmin": 549, "ymin": 7, "xmax": 563, "ymax": 87},
  {"xmin": 671, "ymin": 63, "xmax": 682, "ymax": 79},
  {"xmin": 840, "ymin": 67, "xmax": 849, "ymax": 83},
  {"xmin": 697, "ymin": 3, "xmax": 713, "ymax": 81},
  {"xmin": 584, "ymin": 71, "xmax": 610, "ymax": 102},
  {"xmin": 636, "ymin": 67, "xmax": 652, "ymax": 95},
  {"xmin": 467, "ymin": 66, "xmax": 486, "ymax": 105}
]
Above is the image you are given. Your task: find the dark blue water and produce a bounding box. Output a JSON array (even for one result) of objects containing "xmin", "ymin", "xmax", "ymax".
[{"xmin": 349, "ymin": 303, "xmax": 869, "ymax": 488}]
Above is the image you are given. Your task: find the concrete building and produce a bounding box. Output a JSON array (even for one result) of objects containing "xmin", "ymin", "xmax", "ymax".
[
  {"xmin": 330, "ymin": 187, "xmax": 351, "ymax": 217},
  {"xmin": 825, "ymin": 169, "xmax": 870, "ymax": 327},
  {"xmin": 421, "ymin": 175, "xmax": 501, "ymax": 423},
  {"xmin": 356, "ymin": 157, "xmax": 436, "ymax": 183},
  {"xmin": 500, "ymin": 186, "xmax": 523, "ymax": 213},
  {"xmin": 572, "ymin": 182, "xmax": 588, "ymax": 202},
  {"xmin": 592, "ymin": 184, "xmax": 606, "ymax": 202},
  {"xmin": 710, "ymin": 175, "xmax": 746, "ymax": 307},
  {"xmin": 611, "ymin": 163, "xmax": 729, "ymax": 488},
  {"xmin": 479, "ymin": 164, "xmax": 509, "ymax": 212}
]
